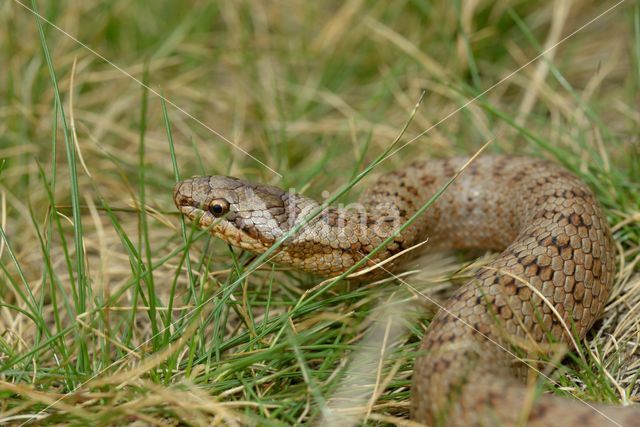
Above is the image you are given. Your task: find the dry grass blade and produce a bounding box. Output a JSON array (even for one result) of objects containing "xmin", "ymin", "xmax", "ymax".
[{"xmin": 0, "ymin": 1, "xmax": 637, "ymax": 425}]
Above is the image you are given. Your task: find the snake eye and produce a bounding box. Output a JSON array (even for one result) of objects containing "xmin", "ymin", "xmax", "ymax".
[{"xmin": 208, "ymin": 199, "xmax": 230, "ymax": 217}]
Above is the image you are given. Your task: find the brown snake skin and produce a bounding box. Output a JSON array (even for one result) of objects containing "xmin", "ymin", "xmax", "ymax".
[{"xmin": 174, "ymin": 155, "xmax": 639, "ymax": 426}]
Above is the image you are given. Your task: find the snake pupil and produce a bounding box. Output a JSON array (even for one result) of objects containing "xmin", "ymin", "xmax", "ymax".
[{"xmin": 209, "ymin": 199, "xmax": 229, "ymax": 217}]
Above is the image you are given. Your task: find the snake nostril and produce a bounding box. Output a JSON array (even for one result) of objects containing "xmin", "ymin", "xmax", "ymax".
[
  {"xmin": 173, "ymin": 182, "xmax": 186, "ymax": 206},
  {"xmin": 173, "ymin": 181, "xmax": 195, "ymax": 209}
]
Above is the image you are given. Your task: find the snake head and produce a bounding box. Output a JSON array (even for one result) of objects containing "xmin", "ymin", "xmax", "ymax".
[{"xmin": 173, "ymin": 176, "xmax": 291, "ymax": 252}]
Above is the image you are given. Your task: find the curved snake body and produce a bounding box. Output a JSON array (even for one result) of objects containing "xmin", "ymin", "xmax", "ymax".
[{"xmin": 174, "ymin": 156, "xmax": 638, "ymax": 426}]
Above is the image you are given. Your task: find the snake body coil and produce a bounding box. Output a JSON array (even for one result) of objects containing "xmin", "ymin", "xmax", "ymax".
[{"xmin": 174, "ymin": 156, "xmax": 638, "ymax": 426}]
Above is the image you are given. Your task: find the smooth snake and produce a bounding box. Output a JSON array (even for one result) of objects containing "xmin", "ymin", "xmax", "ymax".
[{"xmin": 173, "ymin": 155, "xmax": 638, "ymax": 426}]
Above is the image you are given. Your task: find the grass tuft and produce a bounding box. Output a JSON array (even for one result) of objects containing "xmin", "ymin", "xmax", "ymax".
[{"xmin": 0, "ymin": 1, "xmax": 638, "ymax": 425}]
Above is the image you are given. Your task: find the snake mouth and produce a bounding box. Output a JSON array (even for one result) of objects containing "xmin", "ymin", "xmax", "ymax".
[{"xmin": 178, "ymin": 205, "xmax": 199, "ymax": 219}]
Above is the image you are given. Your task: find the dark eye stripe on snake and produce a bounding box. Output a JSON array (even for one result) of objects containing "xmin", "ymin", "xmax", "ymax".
[{"xmin": 174, "ymin": 155, "xmax": 638, "ymax": 426}]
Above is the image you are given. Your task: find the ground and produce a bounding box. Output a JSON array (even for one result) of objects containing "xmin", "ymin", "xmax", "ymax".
[{"xmin": 0, "ymin": 1, "xmax": 639, "ymax": 426}]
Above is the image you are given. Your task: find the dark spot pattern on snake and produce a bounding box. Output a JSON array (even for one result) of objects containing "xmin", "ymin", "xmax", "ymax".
[{"xmin": 173, "ymin": 155, "xmax": 638, "ymax": 426}]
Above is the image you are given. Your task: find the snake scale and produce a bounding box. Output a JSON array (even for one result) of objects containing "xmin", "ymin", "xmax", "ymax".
[{"xmin": 174, "ymin": 155, "xmax": 639, "ymax": 426}]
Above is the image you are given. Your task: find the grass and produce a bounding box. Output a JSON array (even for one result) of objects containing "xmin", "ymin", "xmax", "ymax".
[{"xmin": 1, "ymin": 0, "xmax": 639, "ymax": 425}]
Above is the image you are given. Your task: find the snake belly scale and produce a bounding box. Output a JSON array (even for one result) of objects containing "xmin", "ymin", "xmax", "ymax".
[{"xmin": 174, "ymin": 155, "xmax": 639, "ymax": 426}]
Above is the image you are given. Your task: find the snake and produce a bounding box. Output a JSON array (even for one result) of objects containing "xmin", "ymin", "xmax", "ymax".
[{"xmin": 173, "ymin": 155, "xmax": 638, "ymax": 426}]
